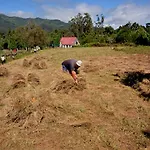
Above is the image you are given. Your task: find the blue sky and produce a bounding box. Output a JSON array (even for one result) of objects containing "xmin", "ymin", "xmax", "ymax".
[{"xmin": 0, "ymin": 0, "xmax": 150, "ymax": 28}]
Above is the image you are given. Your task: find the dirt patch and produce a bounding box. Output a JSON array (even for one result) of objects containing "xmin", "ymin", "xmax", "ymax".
[
  {"xmin": 114, "ymin": 71, "xmax": 150, "ymax": 100},
  {"xmin": 27, "ymin": 73, "xmax": 40, "ymax": 86},
  {"xmin": 12, "ymin": 74, "xmax": 26, "ymax": 88},
  {"xmin": 53, "ymin": 77, "xmax": 86, "ymax": 94},
  {"xmin": 0, "ymin": 66, "xmax": 9, "ymax": 77},
  {"xmin": 22, "ymin": 59, "xmax": 31, "ymax": 67}
]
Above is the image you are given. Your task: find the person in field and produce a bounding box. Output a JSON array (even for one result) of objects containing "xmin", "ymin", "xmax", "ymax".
[
  {"xmin": 61, "ymin": 59, "xmax": 82, "ymax": 84},
  {"xmin": 1, "ymin": 55, "xmax": 6, "ymax": 64}
]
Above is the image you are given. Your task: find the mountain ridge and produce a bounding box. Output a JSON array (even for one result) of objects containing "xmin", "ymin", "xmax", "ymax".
[{"xmin": 0, "ymin": 13, "xmax": 69, "ymax": 33}]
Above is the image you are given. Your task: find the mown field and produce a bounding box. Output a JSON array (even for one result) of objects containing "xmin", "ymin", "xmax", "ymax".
[{"xmin": 0, "ymin": 46, "xmax": 150, "ymax": 150}]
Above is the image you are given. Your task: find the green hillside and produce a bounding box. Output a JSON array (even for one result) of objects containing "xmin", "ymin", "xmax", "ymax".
[{"xmin": 0, "ymin": 14, "xmax": 69, "ymax": 33}]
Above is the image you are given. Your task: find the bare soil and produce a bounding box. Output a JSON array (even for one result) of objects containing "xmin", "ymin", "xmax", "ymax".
[{"xmin": 0, "ymin": 48, "xmax": 150, "ymax": 150}]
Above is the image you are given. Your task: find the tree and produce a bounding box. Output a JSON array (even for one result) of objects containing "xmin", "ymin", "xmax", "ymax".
[
  {"xmin": 131, "ymin": 22, "xmax": 140, "ymax": 30},
  {"xmin": 116, "ymin": 28, "xmax": 132, "ymax": 43},
  {"xmin": 69, "ymin": 13, "xmax": 93, "ymax": 39},
  {"xmin": 48, "ymin": 29, "xmax": 72, "ymax": 47},
  {"xmin": 104, "ymin": 26, "xmax": 114, "ymax": 35},
  {"xmin": 82, "ymin": 13, "xmax": 93, "ymax": 34},
  {"xmin": 6, "ymin": 30, "xmax": 18, "ymax": 49},
  {"xmin": 4, "ymin": 22, "xmax": 49, "ymax": 49},
  {"xmin": 94, "ymin": 14, "xmax": 105, "ymax": 35},
  {"xmin": 0, "ymin": 34, "xmax": 4, "ymax": 50},
  {"xmin": 133, "ymin": 27, "xmax": 150, "ymax": 45},
  {"xmin": 146, "ymin": 23, "xmax": 150, "ymax": 34},
  {"xmin": 25, "ymin": 23, "xmax": 48, "ymax": 48},
  {"xmin": 95, "ymin": 14, "xmax": 104, "ymax": 28}
]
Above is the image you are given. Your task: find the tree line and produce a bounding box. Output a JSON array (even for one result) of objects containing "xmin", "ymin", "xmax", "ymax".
[{"xmin": 0, "ymin": 12, "xmax": 150, "ymax": 50}]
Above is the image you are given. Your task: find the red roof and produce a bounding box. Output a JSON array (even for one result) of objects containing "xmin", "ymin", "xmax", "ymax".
[{"xmin": 60, "ymin": 37, "xmax": 77, "ymax": 45}]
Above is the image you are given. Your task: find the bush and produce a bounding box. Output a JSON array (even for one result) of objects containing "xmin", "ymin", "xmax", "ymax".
[{"xmin": 83, "ymin": 42, "xmax": 110, "ymax": 47}]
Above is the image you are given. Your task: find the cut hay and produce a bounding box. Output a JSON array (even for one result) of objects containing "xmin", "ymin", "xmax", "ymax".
[
  {"xmin": 33, "ymin": 61, "xmax": 47, "ymax": 69},
  {"xmin": 53, "ymin": 77, "xmax": 86, "ymax": 94},
  {"xmin": 5, "ymin": 90, "xmax": 52, "ymax": 128},
  {"xmin": 27, "ymin": 73, "xmax": 40, "ymax": 86},
  {"xmin": 22, "ymin": 59, "xmax": 31, "ymax": 67},
  {"xmin": 0, "ymin": 66, "xmax": 9, "ymax": 77},
  {"xmin": 12, "ymin": 74, "xmax": 26, "ymax": 88}
]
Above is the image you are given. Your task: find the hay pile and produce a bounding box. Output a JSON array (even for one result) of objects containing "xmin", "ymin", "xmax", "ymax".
[
  {"xmin": 29, "ymin": 56, "xmax": 48, "ymax": 69},
  {"xmin": 5, "ymin": 90, "xmax": 52, "ymax": 128},
  {"xmin": 12, "ymin": 74, "xmax": 26, "ymax": 88},
  {"xmin": 0, "ymin": 66, "xmax": 9, "ymax": 77},
  {"xmin": 22, "ymin": 59, "xmax": 31, "ymax": 67},
  {"xmin": 6, "ymin": 98, "xmax": 33, "ymax": 125},
  {"xmin": 53, "ymin": 77, "xmax": 86, "ymax": 94},
  {"xmin": 32, "ymin": 60, "xmax": 47, "ymax": 69},
  {"xmin": 27, "ymin": 73, "xmax": 40, "ymax": 86},
  {"xmin": 23, "ymin": 57, "xmax": 48, "ymax": 69},
  {"xmin": 6, "ymin": 97, "xmax": 43, "ymax": 127}
]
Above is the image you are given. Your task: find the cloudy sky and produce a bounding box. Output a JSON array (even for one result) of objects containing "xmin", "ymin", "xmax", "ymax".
[{"xmin": 0, "ymin": 0, "xmax": 150, "ymax": 28}]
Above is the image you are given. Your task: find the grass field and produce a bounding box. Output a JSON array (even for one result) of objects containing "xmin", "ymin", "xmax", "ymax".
[{"xmin": 0, "ymin": 46, "xmax": 150, "ymax": 150}]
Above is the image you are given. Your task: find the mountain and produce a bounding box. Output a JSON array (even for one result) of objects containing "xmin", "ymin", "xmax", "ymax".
[{"xmin": 0, "ymin": 14, "xmax": 69, "ymax": 33}]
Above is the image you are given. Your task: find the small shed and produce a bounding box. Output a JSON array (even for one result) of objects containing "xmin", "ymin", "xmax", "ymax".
[{"xmin": 60, "ymin": 37, "xmax": 80, "ymax": 48}]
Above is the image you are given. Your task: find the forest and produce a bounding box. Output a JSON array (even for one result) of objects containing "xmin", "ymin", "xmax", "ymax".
[{"xmin": 0, "ymin": 12, "xmax": 150, "ymax": 50}]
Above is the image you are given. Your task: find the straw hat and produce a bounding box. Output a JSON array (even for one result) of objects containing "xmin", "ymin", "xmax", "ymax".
[{"xmin": 76, "ymin": 60, "xmax": 82, "ymax": 66}]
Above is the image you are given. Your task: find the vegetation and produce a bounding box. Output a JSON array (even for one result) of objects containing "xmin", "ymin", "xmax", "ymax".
[
  {"xmin": 0, "ymin": 13, "xmax": 150, "ymax": 50},
  {"xmin": 0, "ymin": 14, "xmax": 68, "ymax": 33}
]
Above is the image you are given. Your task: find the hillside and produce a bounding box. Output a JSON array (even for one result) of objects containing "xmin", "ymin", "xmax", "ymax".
[
  {"xmin": 0, "ymin": 47, "xmax": 150, "ymax": 150},
  {"xmin": 0, "ymin": 14, "xmax": 69, "ymax": 33}
]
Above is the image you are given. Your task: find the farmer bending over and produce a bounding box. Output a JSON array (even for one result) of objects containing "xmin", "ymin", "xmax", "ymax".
[{"xmin": 62, "ymin": 59, "xmax": 82, "ymax": 84}]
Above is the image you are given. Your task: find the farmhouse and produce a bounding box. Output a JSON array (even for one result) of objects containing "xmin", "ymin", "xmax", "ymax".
[{"xmin": 60, "ymin": 37, "xmax": 80, "ymax": 48}]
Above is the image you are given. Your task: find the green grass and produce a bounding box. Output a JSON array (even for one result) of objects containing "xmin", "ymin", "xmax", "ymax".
[
  {"xmin": 3, "ymin": 50, "xmax": 34, "ymax": 63},
  {"xmin": 113, "ymin": 46, "xmax": 150, "ymax": 54},
  {"xmin": 0, "ymin": 50, "xmax": 4, "ymax": 55},
  {"xmin": 14, "ymin": 51, "xmax": 33, "ymax": 59},
  {"xmin": 2, "ymin": 46, "xmax": 150, "ymax": 64},
  {"xmin": 42, "ymin": 47, "xmax": 125, "ymax": 66}
]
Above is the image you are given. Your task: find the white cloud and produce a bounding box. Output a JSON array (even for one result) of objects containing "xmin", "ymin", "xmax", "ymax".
[
  {"xmin": 5, "ymin": 2, "xmax": 150, "ymax": 29},
  {"xmin": 75, "ymin": 3, "xmax": 101, "ymax": 15},
  {"xmin": 40, "ymin": 2, "xmax": 150, "ymax": 29},
  {"xmin": 105, "ymin": 3, "xmax": 150, "ymax": 29},
  {"xmin": 41, "ymin": 3, "xmax": 102, "ymax": 22},
  {"xmin": 8, "ymin": 11, "xmax": 34, "ymax": 18}
]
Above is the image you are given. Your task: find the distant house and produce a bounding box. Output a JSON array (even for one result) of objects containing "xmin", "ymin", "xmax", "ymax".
[{"xmin": 60, "ymin": 37, "xmax": 80, "ymax": 48}]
